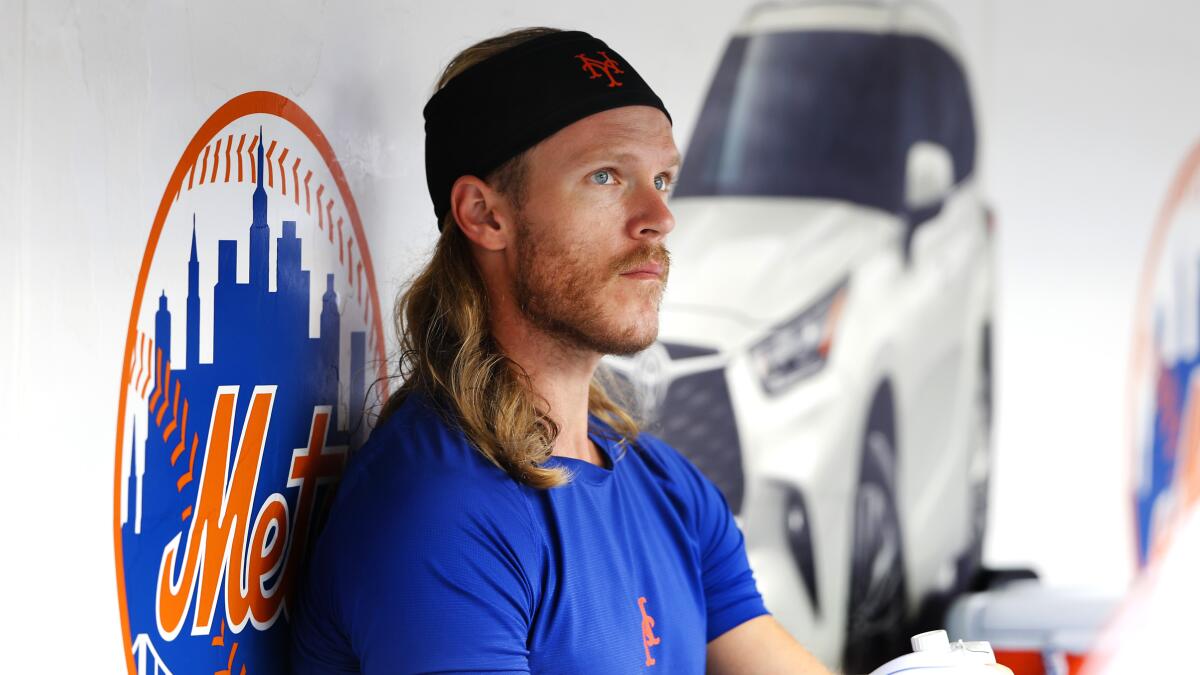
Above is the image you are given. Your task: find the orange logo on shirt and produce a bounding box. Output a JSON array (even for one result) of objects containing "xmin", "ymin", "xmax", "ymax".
[
  {"xmin": 638, "ymin": 596, "xmax": 661, "ymax": 666},
  {"xmin": 575, "ymin": 51, "xmax": 625, "ymax": 88}
]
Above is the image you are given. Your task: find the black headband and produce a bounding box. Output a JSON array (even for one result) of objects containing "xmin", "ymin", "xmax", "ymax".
[{"xmin": 423, "ymin": 30, "xmax": 672, "ymax": 228}]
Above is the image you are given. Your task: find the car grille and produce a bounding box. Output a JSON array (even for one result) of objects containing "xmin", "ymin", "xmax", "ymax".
[{"xmin": 644, "ymin": 345, "xmax": 745, "ymax": 515}]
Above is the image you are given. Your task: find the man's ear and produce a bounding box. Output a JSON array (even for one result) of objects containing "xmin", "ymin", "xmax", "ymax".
[{"xmin": 450, "ymin": 175, "xmax": 512, "ymax": 252}]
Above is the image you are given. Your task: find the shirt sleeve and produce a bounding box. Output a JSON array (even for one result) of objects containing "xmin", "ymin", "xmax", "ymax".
[
  {"xmin": 653, "ymin": 439, "xmax": 770, "ymax": 643},
  {"xmin": 291, "ymin": 464, "xmax": 541, "ymax": 674}
]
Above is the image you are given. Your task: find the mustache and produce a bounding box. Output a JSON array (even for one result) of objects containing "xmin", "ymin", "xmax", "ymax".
[{"xmin": 611, "ymin": 244, "xmax": 671, "ymax": 276}]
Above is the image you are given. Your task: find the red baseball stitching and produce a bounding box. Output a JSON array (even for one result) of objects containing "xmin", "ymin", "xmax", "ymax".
[{"xmin": 126, "ymin": 330, "xmax": 202, "ymax": 510}]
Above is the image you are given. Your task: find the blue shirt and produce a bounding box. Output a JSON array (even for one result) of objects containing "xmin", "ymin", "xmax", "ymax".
[{"xmin": 291, "ymin": 390, "xmax": 768, "ymax": 673}]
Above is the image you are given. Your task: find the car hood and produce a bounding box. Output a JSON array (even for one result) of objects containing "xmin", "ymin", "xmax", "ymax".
[{"xmin": 660, "ymin": 197, "xmax": 896, "ymax": 328}]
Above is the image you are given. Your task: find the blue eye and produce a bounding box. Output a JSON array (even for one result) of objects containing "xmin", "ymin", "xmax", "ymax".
[
  {"xmin": 591, "ymin": 170, "xmax": 612, "ymax": 185},
  {"xmin": 654, "ymin": 174, "xmax": 670, "ymax": 191}
]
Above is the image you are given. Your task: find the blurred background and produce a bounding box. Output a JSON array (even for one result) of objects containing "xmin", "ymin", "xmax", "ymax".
[{"xmin": 3, "ymin": 0, "xmax": 1197, "ymax": 672}]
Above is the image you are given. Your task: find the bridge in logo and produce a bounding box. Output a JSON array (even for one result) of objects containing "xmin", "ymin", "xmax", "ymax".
[{"xmin": 132, "ymin": 633, "xmax": 173, "ymax": 675}]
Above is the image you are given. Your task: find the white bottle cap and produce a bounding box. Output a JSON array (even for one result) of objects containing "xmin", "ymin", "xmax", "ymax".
[{"xmin": 912, "ymin": 630, "xmax": 952, "ymax": 653}]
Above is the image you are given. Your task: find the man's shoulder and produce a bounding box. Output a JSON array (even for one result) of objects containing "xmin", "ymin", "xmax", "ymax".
[
  {"xmin": 356, "ymin": 389, "xmax": 477, "ymax": 466},
  {"xmin": 629, "ymin": 429, "xmax": 728, "ymax": 511},
  {"xmin": 630, "ymin": 429, "xmax": 701, "ymax": 480},
  {"xmin": 350, "ymin": 391, "xmax": 508, "ymax": 479},
  {"xmin": 298, "ymin": 393, "xmax": 543, "ymax": 667},
  {"xmin": 331, "ymin": 391, "xmax": 529, "ymax": 531}
]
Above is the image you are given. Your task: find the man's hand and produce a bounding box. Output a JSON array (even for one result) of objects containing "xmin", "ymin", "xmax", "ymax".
[{"xmin": 707, "ymin": 614, "xmax": 834, "ymax": 675}]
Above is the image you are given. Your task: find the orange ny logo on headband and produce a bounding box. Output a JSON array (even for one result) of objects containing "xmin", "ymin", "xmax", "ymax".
[{"xmin": 575, "ymin": 51, "xmax": 625, "ymax": 88}]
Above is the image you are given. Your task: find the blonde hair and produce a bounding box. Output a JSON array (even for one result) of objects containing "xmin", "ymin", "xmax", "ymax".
[{"xmin": 378, "ymin": 27, "xmax": 641, "ymax": 489}]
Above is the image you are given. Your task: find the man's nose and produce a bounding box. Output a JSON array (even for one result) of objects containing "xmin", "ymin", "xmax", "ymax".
[{"xmin": 626, "ymin": 181, "xmax": 676, "ymax": 241}]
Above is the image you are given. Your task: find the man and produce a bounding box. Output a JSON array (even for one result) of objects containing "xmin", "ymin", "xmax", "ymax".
[{"xmin": 291, "ymin": 27, "xmax": 833, "ymax": 674}]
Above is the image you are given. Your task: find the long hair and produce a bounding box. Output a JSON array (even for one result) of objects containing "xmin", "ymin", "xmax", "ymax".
[{"xmin": 378, "ymin": 27, "xmax": 641, "ymax": 489}]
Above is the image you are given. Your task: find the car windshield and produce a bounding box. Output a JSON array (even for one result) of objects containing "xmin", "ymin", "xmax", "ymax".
[{"xmin": 675, "ymin": 30, "xmax": 906, "ymax": 212}]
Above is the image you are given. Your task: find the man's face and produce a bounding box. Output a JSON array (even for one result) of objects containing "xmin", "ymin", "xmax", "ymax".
[{"xmin": 509, "ymin": 105, "xmax": 679, "ymax": 357}]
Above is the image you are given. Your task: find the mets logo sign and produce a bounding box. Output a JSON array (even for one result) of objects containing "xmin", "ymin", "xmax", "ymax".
[
  {"xmin": 1130, "ymin": 140, "xmax": 1200, "ymax": 569},
  {"xmin": 112, "ymin": 91, "xmax": 388, "ymax": 674}
]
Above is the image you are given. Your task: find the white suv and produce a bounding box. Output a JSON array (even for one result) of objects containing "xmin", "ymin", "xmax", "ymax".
[{"xmin": 607, "ymin": 2, "xmax": 994, "ymax": 671}]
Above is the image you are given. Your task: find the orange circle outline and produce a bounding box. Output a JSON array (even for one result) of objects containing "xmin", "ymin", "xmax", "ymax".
[
  {"xmin": 1125, "ymin": 142, "xmax": 1200, "ymax": 570},
  {"xmin": 111, "ymin": 90, "xmax": 389, "ymax": 674}
]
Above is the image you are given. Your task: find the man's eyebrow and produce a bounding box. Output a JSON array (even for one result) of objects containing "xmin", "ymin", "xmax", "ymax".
[{"xmin": 575, "ymin": 150, "xmax": 682, "ymax": 170}]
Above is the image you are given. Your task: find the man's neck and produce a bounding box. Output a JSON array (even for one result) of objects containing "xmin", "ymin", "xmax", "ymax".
[{"xmin": 490, "ymin": 310, "xmax": 604, "ymax": 466}]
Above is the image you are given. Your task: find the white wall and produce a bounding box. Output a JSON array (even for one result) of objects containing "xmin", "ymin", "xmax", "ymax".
[
  {"xmin": 984, "ymin": 1, "xmax": 1200, "ymax": 593},
  {"xmin": 4, "ymin": 0, "xmax": 1196, "ymax": 669}
]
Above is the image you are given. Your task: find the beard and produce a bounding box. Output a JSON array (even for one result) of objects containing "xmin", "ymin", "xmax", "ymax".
[{"xmin": 513, "ymin": 215, "xmax": 670, "ymax": 356}]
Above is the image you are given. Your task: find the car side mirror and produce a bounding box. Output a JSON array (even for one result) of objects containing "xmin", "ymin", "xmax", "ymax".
[
  {"xmin": 905, "ymin": 141, "xmax": 954, "ymax": 212},
  {"xmin": 902, "ymin": 142, "xmax": 954, "ymax": 263}
]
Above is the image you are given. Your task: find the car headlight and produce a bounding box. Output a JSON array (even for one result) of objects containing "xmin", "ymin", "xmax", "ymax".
[{"xmin": 749, "ymin": 280, "xmax": 848, "ymax": 396}]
